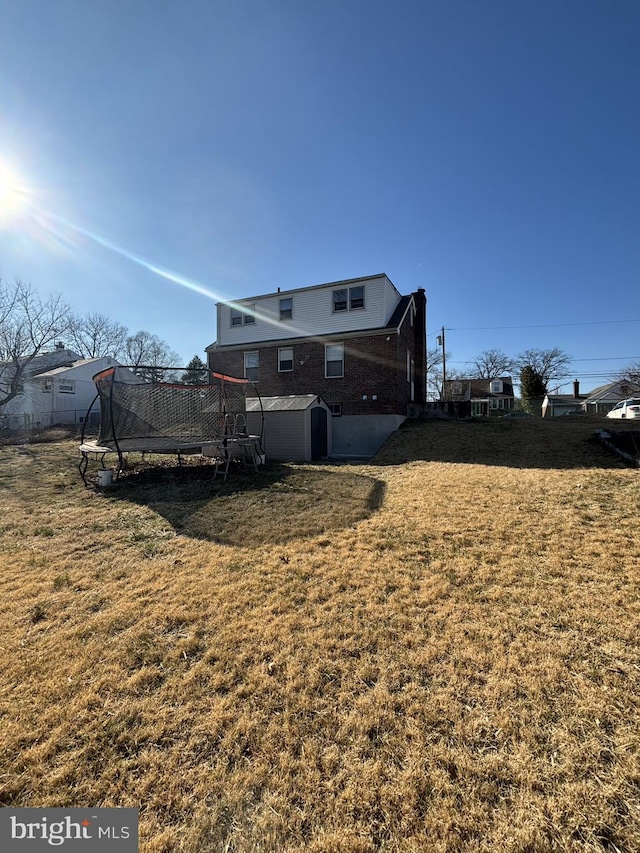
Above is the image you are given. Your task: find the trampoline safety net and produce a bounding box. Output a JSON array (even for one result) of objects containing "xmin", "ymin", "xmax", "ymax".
[{"xmin": 94, "ymin": 366, "xmax": 250, "ymax": 452}]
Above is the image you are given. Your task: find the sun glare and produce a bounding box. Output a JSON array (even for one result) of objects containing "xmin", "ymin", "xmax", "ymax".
[{"xmin": 0, "ymin": 159, "xmax": 30, "ymax": 227}]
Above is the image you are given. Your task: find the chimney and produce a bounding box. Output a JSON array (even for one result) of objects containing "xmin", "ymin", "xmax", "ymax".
[
  {"xmin": 412, "ymin": 288, "xmax": 427, "ymax": 405},
  {"xmin": 55, "ymin": 341, "xmax": 65, "ymax": 350},
  {"xmin": 573, "ymin": 379, "xmax": 580, "ymax": 398}
]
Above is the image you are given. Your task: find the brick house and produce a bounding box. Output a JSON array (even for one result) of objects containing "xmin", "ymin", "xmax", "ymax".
[{"xmin": 206, "ymin": 274, "xmax": 426, "ymax": 456}]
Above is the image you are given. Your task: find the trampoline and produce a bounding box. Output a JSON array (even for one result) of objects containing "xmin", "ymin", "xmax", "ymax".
[{"xmin": 79, "ymin": 365, "xmax": 264, "ymax": 484}]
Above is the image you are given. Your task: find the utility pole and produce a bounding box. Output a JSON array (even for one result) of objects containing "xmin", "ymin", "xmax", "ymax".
[{"xmin": 437, "ymin": 326, "xmax": 446, "ymax": 397}]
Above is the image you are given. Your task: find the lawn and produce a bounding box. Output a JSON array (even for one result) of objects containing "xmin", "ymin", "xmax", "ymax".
[{"xmin": 0, "ymin": 417, "xmax": 639, "ymax": 852}]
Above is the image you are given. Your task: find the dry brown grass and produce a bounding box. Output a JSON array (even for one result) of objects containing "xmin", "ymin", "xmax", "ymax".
[{"xmin": 1, "ymin": 417, "xmax": 639, "ymax": 852}]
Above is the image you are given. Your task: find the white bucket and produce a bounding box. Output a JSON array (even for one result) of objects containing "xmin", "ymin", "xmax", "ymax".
[{"xmin": 97, "ymin": 468, "xmax": 113, "ymax": 488}]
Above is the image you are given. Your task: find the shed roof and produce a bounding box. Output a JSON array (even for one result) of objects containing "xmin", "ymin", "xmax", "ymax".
[{"xmin": 246, "ymin": 395, "xmax": 326, "ymax": 412}]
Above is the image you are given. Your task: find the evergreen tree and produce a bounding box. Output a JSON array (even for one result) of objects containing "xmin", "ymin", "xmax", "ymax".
[
  {"xmin": 181, "ymin": 355, "xmax": 209, "ymax": 385},
  {"xmin": 520, "ymin": 365, "xmax": 546, "ymax": 413}
]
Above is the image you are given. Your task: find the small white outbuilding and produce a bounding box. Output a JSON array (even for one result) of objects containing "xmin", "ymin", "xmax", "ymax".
[{"xmin": 246, "ymin": 395, "xmax": 331, "ymax": 462}]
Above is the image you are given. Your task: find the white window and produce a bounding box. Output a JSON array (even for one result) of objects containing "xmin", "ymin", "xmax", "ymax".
[
  {"xmin": 244, "ymin": 352, "xmax": 259, "ymax": 382},
  {"xmin": 349, "ymin": 286, "xmax": 365, "ymax": 310},
  {"xmin": 490, "ymin": 379, "xmax": 503, "ymax": 394},
  {"xmin": 328, "ymin": 402, "xmax": 342, "ymax": 416},
  {"xmin": 333, "ymin": 289, "xmax": 347, "ymax": 312},
  {"xmin": 231, "ymin": 305, "xmax": 255, "ymax": 326},
  {"xmin": 332, "ymin": 286, "xmax": 365, "ymax": 312},
  {"xmin": 42, "ymin": 379, "xmax": 52, "ymax": 393},
  {"xmin": 58, "ymin": 380, "xmax": 75, "ymax": 394},
  {"xmin": 325, "ymin": 343, "xmax": 344, "ymax": 378},
  {"xmin": 278, "ymin": 347, "xmax": 293, "ymax": 372},
  {"xmin": 279, "ymin": 297, "xmax": 293, "ymax": 320}
]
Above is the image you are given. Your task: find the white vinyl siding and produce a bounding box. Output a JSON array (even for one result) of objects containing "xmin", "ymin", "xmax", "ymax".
[{"xmin": 217, "ymin": 275, "xmax": 401, "ymax": 346}]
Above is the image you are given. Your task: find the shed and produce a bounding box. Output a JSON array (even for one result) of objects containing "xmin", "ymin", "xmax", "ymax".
[{"xmin": 246, "ymin": 395, "xmax": 331, "ymax": 462}]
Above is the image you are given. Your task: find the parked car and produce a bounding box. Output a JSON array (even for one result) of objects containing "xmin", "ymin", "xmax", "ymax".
[{"xmin": 606, "ymin": 398, "xmax": 640, "ymax": 419}]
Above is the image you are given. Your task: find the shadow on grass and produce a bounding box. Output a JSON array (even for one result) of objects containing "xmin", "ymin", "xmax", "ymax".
[
  {"xmin": 372, "ymin": 418, "xmax": 640, "ymax": 470},
  {"xmin": 106, "ymin": 462, "xmax": 386, "ymax": 545}
]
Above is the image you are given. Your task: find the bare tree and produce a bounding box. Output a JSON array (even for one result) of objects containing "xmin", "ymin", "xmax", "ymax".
[
  {"xmin": 616, "ymin": 361, "xmax": 640, "ymax": 394},
  {"xmin": 124, "ymin": 330, "xmax": 180, "ymax": 382},
  {"xmin": 427, "ymin": 346, "xmax": 462, "ymax": 400},
  {"xmin": 470, "ymin": 348, "xmax": 513, "ymax": 379},
  {"xmin": 0, "ymin": 279, "xmax": 71, "ymax": 409},
  {"xmin": 514, "ymin": 347, "xmax": 571, "ymax": 392},
  {"xmin": 67, "ymin": 312, "xmax": 128, "ymax": 359}
]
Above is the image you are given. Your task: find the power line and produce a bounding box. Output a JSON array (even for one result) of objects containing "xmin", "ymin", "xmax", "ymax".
[
  {"xmin": 448, "ymin": 357, "xmax": 638, "ymax": 365},
  {"xmin": 447, "ymin": 318, "xmax": 640, "ymax": 332}
]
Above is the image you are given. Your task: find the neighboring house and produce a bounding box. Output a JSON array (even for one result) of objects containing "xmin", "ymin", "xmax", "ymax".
[
  {"xmin": 0, "ymin": 353, "xmax": 121, "ymax": 430},
  {"xmin": 206, "ymin": 273, "xmax": 426, "ymax": 457},
  {"xmin": 442, "ymin": 377, "xmax": 515, "ymax": 416},
  {"xmin": 582, "ymin": 380, "xmax": 638, "ymax": 416},
  {"xmin": 542, "ymin": 382, "xmax": 588, "ymax": 417}
]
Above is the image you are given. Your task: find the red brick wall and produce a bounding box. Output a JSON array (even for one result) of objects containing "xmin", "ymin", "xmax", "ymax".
[
  {"xmin": 208, "ymin": 292, "xmax": 426, "ymax": 416},
  {"xmin": 209, "ymin": 331, "xmax": 413, "ymax": 416}
]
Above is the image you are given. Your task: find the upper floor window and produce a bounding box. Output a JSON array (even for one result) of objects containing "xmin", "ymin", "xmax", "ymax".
[
  {"xmin": 59, "ymin": 380, "xmax": 75, "ymax": 394},
  {"xmin": 231, "ymin": 305, "xmax": 255, "ymax": 327},
  {"xmin": 333, "ymin": 289, "xmax": 347, "ymax": 312},
  {"xmin": 278, "ymin": 347, "xmax": 293, "ymax": 372},
  {"xmin": 279, "ymin": 297, "xmax": 293, "ymax": 320},
  {"xmin": 490, "ymin": 379, "xmax": 503, "ymax": 394},
  {"xmin": 42, "ymin": 379, "xmax": 52, "ymax": 393},
  {"xmin": 332, "ymin": 286, "xmax": 365, "ymax": 313},
  {"xmin": 350, "ymin": 286, "xmax": 365, "ymax": 310},
  {"xmin": 244, "ymin": 352, "xmax": 259, "ymax": 382},
  {"xmin": 325, "ymin": 343, "xmax": 344, "ymax": 378}
]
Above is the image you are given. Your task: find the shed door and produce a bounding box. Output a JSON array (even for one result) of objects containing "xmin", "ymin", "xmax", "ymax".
[{"xmin": 311, "ymin": 407, "xmax": 328, "ymax": 460}]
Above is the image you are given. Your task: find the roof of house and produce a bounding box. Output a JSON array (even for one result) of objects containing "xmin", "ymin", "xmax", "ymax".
[
  {"xmin": 544, "ymin": 394, "xmax": 586, "ymax": 405},
  {"xmin": 36, "ymin": 357, "xmax": 117, "ymax": 378},
  {"xmin": 443, "ymin": 377, "xmax": 515, "ymax": 399},
  {"xmin": 0, "ymin": 348, "xmax": 83, "ymax": 379},
  {"xmin": 386, "ymin": 295, "xmax": 412, "ymax": 328},
  {"xmin": 582, "ymin": 380, "xmax": 637, "ymax": 404},
  {"xmin": 246, "ymin": 395, "xmax": 326, "ymax": 412}
]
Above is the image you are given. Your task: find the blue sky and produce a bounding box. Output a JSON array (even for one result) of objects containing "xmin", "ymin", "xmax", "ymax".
[{"xmin": 0, "ymin": 0, "xmax": 638, "ymax": 391}]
